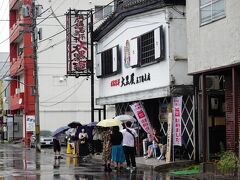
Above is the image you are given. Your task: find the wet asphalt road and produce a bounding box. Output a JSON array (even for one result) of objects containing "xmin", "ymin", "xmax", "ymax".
[{"xmin": 1, "ymin": 143, "xmax": 227, "ymax": 180}]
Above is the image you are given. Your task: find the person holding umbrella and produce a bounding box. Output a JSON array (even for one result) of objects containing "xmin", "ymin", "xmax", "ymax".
[
  {"xmin": 97, "ymin": 118, "xmax": 122, "ymax": 172},
  {"xmin": 52, "ymin": 126, "xmax": 70, "ymax": 159},
  {"xmin": 53, "ymin": 134, "xmax": 62, "ymax": 159}
]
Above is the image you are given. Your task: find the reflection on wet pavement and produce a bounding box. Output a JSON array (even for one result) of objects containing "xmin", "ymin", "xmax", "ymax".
[{"xmin": 0, "ymin": 143, "xmax": 225, "ymax": 180}]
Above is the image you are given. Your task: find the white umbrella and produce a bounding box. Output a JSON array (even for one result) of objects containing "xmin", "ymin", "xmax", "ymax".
[{"xmin": 114, "ymin": 115, "xmax": 136, "ymax": 122}]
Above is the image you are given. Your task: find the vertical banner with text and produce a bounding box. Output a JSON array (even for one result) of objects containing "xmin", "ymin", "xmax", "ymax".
[
  {"xmin": 173, "ymin": 96, "xmax": 183, "ymax": 146},
  {"xmin": 66, "ymin": 9, "xmax": 91, "ymax": 77},
  {"xmin": 130, "ymin": 102, "xmax": 153, "ymax": 137}
]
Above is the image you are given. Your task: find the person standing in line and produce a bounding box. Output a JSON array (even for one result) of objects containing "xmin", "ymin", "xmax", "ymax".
[
  {"xmin": 53, "ymin": 133, "xmax": 63, "ymax": 159},
  {"xmin": 121, "ymin": 121, "xmax": 138, "ymax": 170},
  {"xmin": 102, "ymin": 127, "xmax": 112, "ymax": 172},
  {"xmin": 78, "ymin": 128, "xmax": 89, "ymax": 157},
  {"xmin": 110, "ymin": 126, "xmax": 125, "ymax": 171},
  {"xmin": 92, "ymin": 127, "xmax": 102, "ymax": 154}
]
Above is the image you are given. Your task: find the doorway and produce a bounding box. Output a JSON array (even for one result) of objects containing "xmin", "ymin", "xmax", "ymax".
[{"xmin": 207, "ymin": 93, "xmax": 226, "ymax": 159}]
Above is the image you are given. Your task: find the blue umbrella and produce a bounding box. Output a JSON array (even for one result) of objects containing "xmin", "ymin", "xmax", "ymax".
[
  {"xmin": 52, "ymin": 126, "xmax": 70, "ymax": 137},
  {"xmin": 86, "ymin": 122, "xmax": 98, "ymax": 127}
]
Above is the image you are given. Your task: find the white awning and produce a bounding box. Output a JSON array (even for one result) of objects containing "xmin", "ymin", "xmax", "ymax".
[{"xmin": 96, "ymin": 86, "xmax": 170, "ymax": 105}]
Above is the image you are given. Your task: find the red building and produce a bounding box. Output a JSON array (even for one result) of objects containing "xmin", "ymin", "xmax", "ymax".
[{"xmin": 9, "ymin": 0, "xmax": 35, "ymax": 144}]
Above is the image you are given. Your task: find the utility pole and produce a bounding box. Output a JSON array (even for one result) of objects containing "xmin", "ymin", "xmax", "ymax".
[
  {"xmin": 90, "ymin": 10, "xmax": 94, "ymax": 123},
  {"xmin": 32, "ymin": 0, "xmax": 41, "ymax": 152}
]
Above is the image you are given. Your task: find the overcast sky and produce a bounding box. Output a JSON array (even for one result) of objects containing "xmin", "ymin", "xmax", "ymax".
[{"xmin": 0, "ymin": 0, "xmax": 9, "ymax": 52}]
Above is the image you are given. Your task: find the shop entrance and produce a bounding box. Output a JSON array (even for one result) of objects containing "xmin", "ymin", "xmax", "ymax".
[
  {"xmin": 208, "ymin": 94, "xmax": 226, "ymax": 158},
  {"xmin": 207, "ymin": 78, "xmax": 226, "ymax": 159}
]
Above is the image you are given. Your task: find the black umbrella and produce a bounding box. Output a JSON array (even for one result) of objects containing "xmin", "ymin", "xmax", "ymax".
[{"xmin": 68, "ymin": 121, "xmax": 82, "ymax": 128}]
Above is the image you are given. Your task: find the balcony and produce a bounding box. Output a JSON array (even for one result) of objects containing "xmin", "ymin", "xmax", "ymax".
[
  {"xmin": 10, "ymin": 92, "xmax": 24, "ymax": 110},
  {"xmin": 10, "ymin": 56, "xmax": 24, "ymax": 76},
  {"xmin": 10, "ymin": 18, "xmax": 31, "ymax": 43},
  {"xmin": 10, "ymin": 0, "xmax": 22, "ymax": 10}
]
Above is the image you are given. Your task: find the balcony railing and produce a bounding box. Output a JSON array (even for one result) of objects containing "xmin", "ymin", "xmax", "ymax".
[
  {"xmin": 10, "ymin": 0, "xmax": 22, "ymax": 10},
  {"xmin": 10, "ymin": 92, "xmax": 24, "ymax": 110},
  {"xmin": 10, "ymin": 17, "xmax": 31, "ymax": 43},
  {"xmin": 10, "ymin": 56, "xmax": 24, "ymax": 76}
]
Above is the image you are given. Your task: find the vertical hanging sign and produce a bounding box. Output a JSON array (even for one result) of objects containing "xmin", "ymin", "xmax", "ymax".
[
  {"xmin": 66, "ymin": 9, "xmax": 91, "ymax": 77},
  {"xmin": 130, "ymin": 102, "xmax": 153, "ymax": 137},
  {"xmin": 173, "ymin": 96, "xmax": 183, "ymax": 146}
]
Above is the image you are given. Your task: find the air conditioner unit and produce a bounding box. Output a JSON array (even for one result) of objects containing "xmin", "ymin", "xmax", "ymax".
[{"xmin": 206, "ymin": 76, "xmax": 220, "ymax": 90}]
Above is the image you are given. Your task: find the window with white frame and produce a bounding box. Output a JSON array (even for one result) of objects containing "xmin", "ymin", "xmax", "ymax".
[
  {"xmin": 95, "ymin": 5, "xmax": 113, "ymax": 20},
  {"xmin": 96, "ymin": 46, "xmax": 121, "ymax": 78},
  {"xmin": 130, "ymin": 26, "xmax": 165, "ymax": 67},
  {"xmin": 200, "ymin": 0, "xmax": 225, "ymax": 25}
]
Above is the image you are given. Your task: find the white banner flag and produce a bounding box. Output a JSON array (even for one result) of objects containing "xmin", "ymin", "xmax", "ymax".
[
  {"xmin": 173, "ymin": 96, "xmax": 182, "ymax": 146},
  {"xmin": 130, "ymin": 102, "xmax": 153, "ymax": 137}
]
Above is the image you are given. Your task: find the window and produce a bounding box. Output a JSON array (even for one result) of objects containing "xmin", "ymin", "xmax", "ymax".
[
  {"xmin": 95, "ymin": 5, "xmax": 113, "ymax": 20},
  {"xmin": 102, "ymin": 48, "xmax": 113, "ymax": 76},
  {"xmin": 139, "ymin": 31, "xmax": 155, "ymax": 65},
  {"xmin": 200, "ymin": 0, "xmax": 225, "ymax": 25},
  {"xmin": 96, "ymin": 46, "xmax": 121, "ymax": 77},
  {"xmin": 130, "ymin": 26, "xmax": 165, "ymax": 67}
]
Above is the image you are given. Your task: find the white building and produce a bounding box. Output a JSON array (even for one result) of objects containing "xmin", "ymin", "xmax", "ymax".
[
  {"xmin": 94, "ymin": 0, "xmax": 195, "ymax": 159},
  {"xmin": 36, "ymin": 0, "xmax": 115, "ymax": 131},
  {"xmin": 187, "ymin": 0, "xmax": 240, "ymax": 161},
  {"xmin": 0, "ymin": 52, "xmax": 13, "ymax": 140}
]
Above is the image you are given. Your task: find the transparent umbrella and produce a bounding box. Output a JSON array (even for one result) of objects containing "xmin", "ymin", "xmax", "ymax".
[{"xmin": 114, "ymin": 114, "xmax": 136, "ymax": 122}]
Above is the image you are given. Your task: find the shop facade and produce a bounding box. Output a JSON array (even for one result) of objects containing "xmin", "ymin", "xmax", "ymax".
[
  {"xmin": 94, "ymin": 0, "xmax": 195, "ymax": 160},
  {"xmin": 187, "ymin": 0, "xmax": 240, "ymax": 161}
]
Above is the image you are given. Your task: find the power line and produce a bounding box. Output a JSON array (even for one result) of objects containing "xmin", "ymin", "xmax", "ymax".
[
  {"xmin": 38, "ymin": 0, "xmax": 115, "ymax": 44},
  {"xmin": 0, "ymin": 82, "xmax": 10, "ymax": 96},
  {"xmin": 0, "ymin": 42, "xmax": 20, "ymax": 77},
  {"xmin": 40, "ymin": 78, "xmax": 86, "ymax": 107},
  {"xmin": 0, "ymin": 1, "xmax": 9, "ymax": 36},
  {"xmin": 36, "ymin": 0, "xmax": 66, "ymax": 26},
  {"xmin": 41, "ymin": 81, "xmax": 83, "ymax": 102},
  {"xmin": 0, "ymin": 14, "xmax": 65, "ymax": 22},
  {"xmin": 1, "ymin": 1, "xmax": 116, "ymax": 79},
  {"xmin": 38, "ymin": 39, "xmax": 65, "ymax": 54}
]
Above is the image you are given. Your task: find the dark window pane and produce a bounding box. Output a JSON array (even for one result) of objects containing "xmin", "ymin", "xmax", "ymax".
[
  {"xmin": 102, "ymin": 48, "xmax": 113, "ymax": 76},
  {"xmin": 140, "ymin": 31, "xmax": 155, "ymax": 65}
]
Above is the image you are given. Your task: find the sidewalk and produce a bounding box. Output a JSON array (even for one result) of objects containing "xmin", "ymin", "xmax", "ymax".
[
  {"xmin": 92, "ymin": 153, "xmax": 195, "ymax": 171},
  {"xmin": 7, "ymin": 143, "xmax": 195, "ymax": 172}
]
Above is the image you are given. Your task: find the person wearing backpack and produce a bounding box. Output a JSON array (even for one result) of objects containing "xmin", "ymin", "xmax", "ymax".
[{"xmin": 121, "ymin": 121, "xmax": 138, "ymax": 171}]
